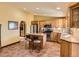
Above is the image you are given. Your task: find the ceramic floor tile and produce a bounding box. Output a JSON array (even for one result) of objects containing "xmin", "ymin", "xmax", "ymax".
[{"xmin": 0, "ymin": 42, "xmax": 60, "ymax": 57}]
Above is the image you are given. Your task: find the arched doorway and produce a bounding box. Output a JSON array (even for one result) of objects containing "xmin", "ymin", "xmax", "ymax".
[{"xmin": 20, "ymin": 21, "xmax": 26, "ymax": 37}]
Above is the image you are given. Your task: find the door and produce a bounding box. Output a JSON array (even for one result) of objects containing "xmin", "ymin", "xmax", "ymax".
[
  {"xmin": 0, "ymin": 24, "xmax": 1, "ymax": 47},
  {"xmin": 20, "ymin": 21, "xmax": 26, "ymax": 37}
]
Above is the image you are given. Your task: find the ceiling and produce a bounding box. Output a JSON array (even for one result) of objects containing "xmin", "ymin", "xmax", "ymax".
[{"xmin": 0, "ymin": 2, "xmax": 76, "ymax": 17}]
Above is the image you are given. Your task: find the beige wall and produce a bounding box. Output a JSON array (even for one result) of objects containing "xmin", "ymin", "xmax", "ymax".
[{"xmin": 0, "ymin": 4, "xmax": 34, "ymax": 47}]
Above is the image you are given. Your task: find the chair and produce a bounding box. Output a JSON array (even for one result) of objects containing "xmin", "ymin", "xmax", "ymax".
[
  {"xmin": 33, "ymin": 35, "xmax": 41, "ymax": 53},
  {"xmin": 26, "ymin": 35, "xmax": 41, "ymax": 53},
  {"xmin": 25, "ymin": 35, "xmax": 32, "ymax": 49}
]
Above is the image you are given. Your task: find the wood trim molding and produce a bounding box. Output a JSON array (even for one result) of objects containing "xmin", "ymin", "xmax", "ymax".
[
  {"xmin": 32, "ymin": 17, "xmax": 66, "ymax": 22},
  {"xmin": 70, "ymin": 3, "xmax": 79, "ymax": 9}
]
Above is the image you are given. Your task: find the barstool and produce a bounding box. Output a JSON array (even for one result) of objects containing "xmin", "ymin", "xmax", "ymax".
[
  {"xmin": 25, "ymin": 35, "xmax": 31, "ymax": 49},
  {"xmin": 33, "ymin": 35, "xmax": 41, "ymax": 53}
]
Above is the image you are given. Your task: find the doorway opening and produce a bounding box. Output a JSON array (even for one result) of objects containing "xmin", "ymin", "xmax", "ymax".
[{"xmin": 20, "ymin": 21, "xmax": 26, "ymax": 37}]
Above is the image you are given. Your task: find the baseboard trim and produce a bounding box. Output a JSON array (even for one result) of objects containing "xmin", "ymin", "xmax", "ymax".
[{"xmin": 0, "ymin": 41, "xmax": 20, "ymax": 48}]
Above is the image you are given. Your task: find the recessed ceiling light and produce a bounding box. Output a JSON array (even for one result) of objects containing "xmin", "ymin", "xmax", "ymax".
[
  {"xmin": 36, "ymin": 8, "xmax": 39, "ymax": 10},
  {"xmin": 24, "ymin": 8, "xmax": 27, "ymax": 10},
  {"xmin": 56, "ymin": 7, "xmax": 61, "ymax": 10}
]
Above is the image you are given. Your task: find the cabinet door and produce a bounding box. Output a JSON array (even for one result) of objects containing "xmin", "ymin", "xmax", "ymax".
[
  {"xmin": 72, "ymin": 7, "xmax": 79, "ymax": 27},
  {"xmin": 61, "ymin": 40, "xmax": 71, "ymax": 57},
  {"xmin": 51, "ymin": 32, "xmax": 58, "ymax": 42},
  {"xmin": 70, "ymin": 3, "xmax": 79, "ymax": 28},
  {"xmin": 51, "ymin": 32, "xmax": 61, "ymax": 43}
]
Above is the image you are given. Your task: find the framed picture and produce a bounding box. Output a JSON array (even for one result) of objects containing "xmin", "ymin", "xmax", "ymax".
[{"xmin": 8, "ymin": 21, "xmax": 18, "ymax": 30}]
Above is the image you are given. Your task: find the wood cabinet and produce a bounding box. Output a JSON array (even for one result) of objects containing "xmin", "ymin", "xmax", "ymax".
[
  {"xmin": 51, "ymin": 32, "xmax": 61, "ymax": 43},
  {"xmin": 60, "ymin": 39, "xmax": 72, "ymax": 57},
  {"xmin": 70, "ymin": 3, "xmax": 79, "ymax": 27},
  {"xmin": 32, "ymin": 17, "xmax": 66, "ymax": 33}
]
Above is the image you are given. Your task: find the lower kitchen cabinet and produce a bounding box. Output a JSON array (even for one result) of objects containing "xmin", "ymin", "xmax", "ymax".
[
  {"xmin": 51, "ymin": 32, "xmax": 61, "ymax": 43},
  {"xmin": 60, "ymin": 39, "xmax": 72, "ymax": 57}
]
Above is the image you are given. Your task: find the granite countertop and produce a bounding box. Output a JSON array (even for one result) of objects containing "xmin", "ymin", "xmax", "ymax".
[{"xmin": 61, "ymin": 34, "xmax": 79, "ymax": 43}]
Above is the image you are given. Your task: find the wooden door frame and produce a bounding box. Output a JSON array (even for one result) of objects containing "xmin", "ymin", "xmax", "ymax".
[{"xmin": 0, "ymin": 24, "xmax": 1, "ymax": 48}]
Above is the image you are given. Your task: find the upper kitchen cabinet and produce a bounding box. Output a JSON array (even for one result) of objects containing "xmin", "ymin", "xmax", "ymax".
[{"xmin": 70, "ymin": 3, "xmax": 79, "ymax": 28}]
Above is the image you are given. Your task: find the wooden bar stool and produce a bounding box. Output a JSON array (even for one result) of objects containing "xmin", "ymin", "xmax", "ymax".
[{"xmin": 33, "ymin": 35, "xmax": 41, "ymax": 53}]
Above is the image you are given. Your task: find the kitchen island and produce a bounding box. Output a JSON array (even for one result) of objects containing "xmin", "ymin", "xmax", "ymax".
[
  {"xmin": 60, "ymin": 34, "xmax": 79, "ymax": 57},
  {"xmin": 26, "ymin": 33, "xmax": 46, "ymax": 49}
]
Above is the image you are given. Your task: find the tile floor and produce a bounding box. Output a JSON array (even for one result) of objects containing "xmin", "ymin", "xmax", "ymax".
[{"xmin": 0, "ymin": 42, "xmax": 60, "ymax": 57}]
